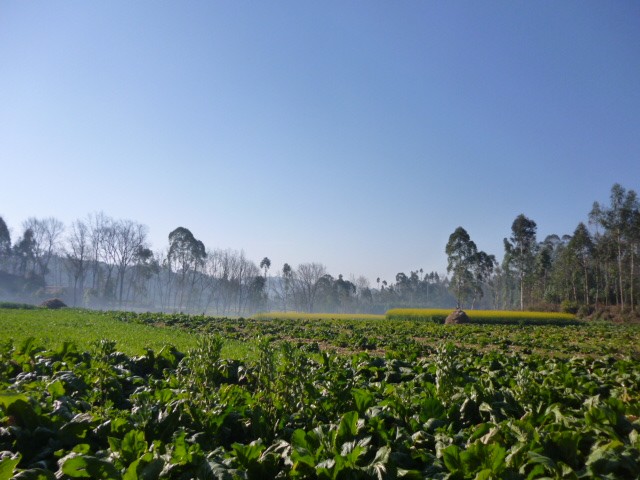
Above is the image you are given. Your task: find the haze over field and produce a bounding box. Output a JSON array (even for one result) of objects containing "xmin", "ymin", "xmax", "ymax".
[{"xmin": 1, "ymin": 1, "xmax": 639, "ymax": 283}]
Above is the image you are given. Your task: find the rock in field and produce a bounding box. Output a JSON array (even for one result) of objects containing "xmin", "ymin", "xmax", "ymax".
[
  {"xmin": 445, "ymin": 308, "xmax": 470, "ymax": 324},
  {"xmin": 40, "ymin": 298, "xmax": 67, "ymax": 309}
]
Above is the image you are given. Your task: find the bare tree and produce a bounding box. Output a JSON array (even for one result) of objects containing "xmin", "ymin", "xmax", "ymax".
[
  {"xmin": 87, "ymin": 212, "xmax": 112, "ymax": 295},
  {"xmin": 99, "ymin": 220, "xmax": 119, "ymax": 303},
  {"xmin": 294, "ymin": 262, "xmax": 327, "ymax": 312},
  {"xmin": 22, "ymin": 217, "xmax": 65, "ymax": 282},
  {"xmin": 64, "ymin": 219, "xmax": 90, "ymax": 306},
  {"xmin": 112, "ymin": 219, "xmax": 148, "ymax": 307}
]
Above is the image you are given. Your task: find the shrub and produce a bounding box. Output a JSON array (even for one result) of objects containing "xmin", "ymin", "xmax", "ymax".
[
  {"xmin": 560, "ymin": 300, "xmax": 579, "ymax": 314},
  {"xmin": 0, "ymin": 301, "xmax": 39, "ymax": 310}
]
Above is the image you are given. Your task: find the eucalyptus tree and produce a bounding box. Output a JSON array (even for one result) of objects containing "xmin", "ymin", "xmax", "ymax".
[
  {"xmin": 316, "ymin": 274, "xmax": 339, "ymax": 311},
  {"xmin": 248, "ymin": 275, "xmax": 267, "ymax": 312},
  {"xmin": 335, "ymin": 274, "xmax": 357, "ymax": 312},
  {"xmin": 128, "ymin": 246, "xmax": 158, "ymax": 306},
  {"xmin": 260, "ymin": 257, "xmax": 271, "ymax": 280},
  {"xmin": 504, "ymin": 214, "xmax": 537, "ymax": 310},
  {"xmin": 629, "ymin": 208, "xmax": 640, "ymax": 311},
  {"xmin": 590, "ymin": 184, "xmax": 639, "ymax": 309},
  {"xmin": 532, "ymin": 240, "xmax": 554, "ymax": 305},
  {"xmin": 260, "ymin": 257, "xmax": 271, "ymax": 309},
  {"xmin": 470, "ymin": 250, "xmax": 496, "ymax": 308},
  {"xmin": 168, "ymin": 227, "xmax": 206, "ymax": 311},
  {"xmin": 274, "ymin": 262, "xmax": 293, "ymax": 312},
  {"xmin": 446, "ymin": 226, "xmax": 479, "ymax": 308},
  {"xmin": 567, "ymin": 222, "xmax": 594, "ymax": 305},
  {"xmin": 355, "ymin": 275, "xmax": 372, "ymax": 307}
]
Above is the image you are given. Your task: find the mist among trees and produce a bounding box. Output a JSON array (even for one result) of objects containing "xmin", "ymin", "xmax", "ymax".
[{"xmin": 1, "ymin": 183, "xmax": 638, "ymax": 316}]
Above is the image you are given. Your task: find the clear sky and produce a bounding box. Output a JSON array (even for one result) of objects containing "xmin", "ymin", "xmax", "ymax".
[{"xmin": 1, "ymin": 1, "xmax": 639, "ymax": 284}]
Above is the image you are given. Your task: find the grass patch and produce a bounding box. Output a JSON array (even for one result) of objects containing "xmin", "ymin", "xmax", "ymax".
[{"xmin": 0, "ymin": 308, "xmax": 252, "ymax": 359}]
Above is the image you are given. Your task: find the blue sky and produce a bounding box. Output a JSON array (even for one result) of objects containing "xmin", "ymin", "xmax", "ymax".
[{"xmin": 1, "ymin": 1, "xmax": 639, "ymax": 284}]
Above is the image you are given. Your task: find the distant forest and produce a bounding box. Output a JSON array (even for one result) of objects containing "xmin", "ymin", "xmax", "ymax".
[{"xmin": 0, "ymin": 183, "xmax": 638, "ymax": 316}]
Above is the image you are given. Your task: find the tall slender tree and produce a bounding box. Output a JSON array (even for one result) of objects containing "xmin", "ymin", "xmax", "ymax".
[
  {"xmin": 446, "ymin": 227, "xmax": 478, "ymax": 308},
  {"xmin": 567, "ymin": 222, "xmax": 594, "ymax": 305},
  {"xmin": 504, "ymin": 214, "xmax": 537, "ymax": 310},
  {"xmin": 590, "ymin": 184, "xmax": 639, "ymax": 310}
]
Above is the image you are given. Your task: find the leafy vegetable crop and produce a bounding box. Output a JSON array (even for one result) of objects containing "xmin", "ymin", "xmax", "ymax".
[{"xmin": 1, "ymin": 331, "xmax": 639, "ymax": 479}]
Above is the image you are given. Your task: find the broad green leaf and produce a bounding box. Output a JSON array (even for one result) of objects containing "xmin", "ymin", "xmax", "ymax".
[
  {"xmin": 442, "ymin": 445, "xmax": 462, "ymax": 473},
  {"xmin": 111, "ymin": 417, "xmax": 132, "ymax": 435},
  {"xmin": 2, "ymin": 398, "xmax": 41, "ymax": 430},
  {"xmin": 291, "ymin": 429, "xmax": 310, "ymax": 450},
  {"xmin": 397, "ymin": 468, "xmax": 425, "ymax": 479},
  {"xmin": 352, "ymin": 388, "xmax": 374, "ymax": 414},
  {"xmin": 475, "ymin": 468, "xmax": 493, "ymax": 480},
  {"xmin": 123, "ymin": 453, "xmax": 163, "ymax": 480},
  {"xmin": 47, "ymin": 380, "xmax": 65, "ymax": 398},
  {"xmin": 421, "ymin": 397, "xmax": 445, "ymax": 420},
  {"xmin": 335, "ymin": 411, "xmax": 358, "ymax": 448},
  {"xmin": 171, "ymin": 431, "xmax": 189, "ymax": 465},
  {"xmin": 469, "ymin": 423, "xmax": 492, "ymax": 442},
  {"xmin": 526, "ymin": 451, "xmax": 556, "ymax": 472},
  {"xmin": 60, "ymin": 453, "xmax": 122, "ymax": 479},
  {"xmin": 12, "ymin": 469, "xmax": 56, "ymax": 480},
  {"xmin": 231, "ymin": 439, "xmax": 264, "ymax": 466},
  {"xmin": 121, "ymin": 430, "xmax": 148, "ymax": 464},
  {"xmin": 71, "ymin": 444, "xmax": 91, "ymax": 454},
  {"xmin": 0, "ymin": 392, "xmax": 30, "ymax": 410},
  {"xmin": 0, "ymin": 455, "xmax": 21, "ymax": 480}
]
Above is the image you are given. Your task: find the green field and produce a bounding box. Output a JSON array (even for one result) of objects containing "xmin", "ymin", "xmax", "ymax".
[{"xmin": 1, "ymin": 307, "xmax": 639, "ymax": 478}]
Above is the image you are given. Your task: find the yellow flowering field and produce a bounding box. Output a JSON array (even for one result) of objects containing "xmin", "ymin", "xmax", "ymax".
[{"xmin": 386, "ymin": 308, "xmax": 577, "ymax": 324}]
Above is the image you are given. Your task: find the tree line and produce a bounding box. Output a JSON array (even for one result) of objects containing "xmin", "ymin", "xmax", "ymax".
[
  {"xmin": 0, "ymin": 212, "xmax": 455, "ymax": 314},
  {"xmin": 445, "ymin": 184, "xmax": 640, "ymax": 315},
  {"xmin": 0, "ymin": 183, "xmax": 638, "ymax": 315}
]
